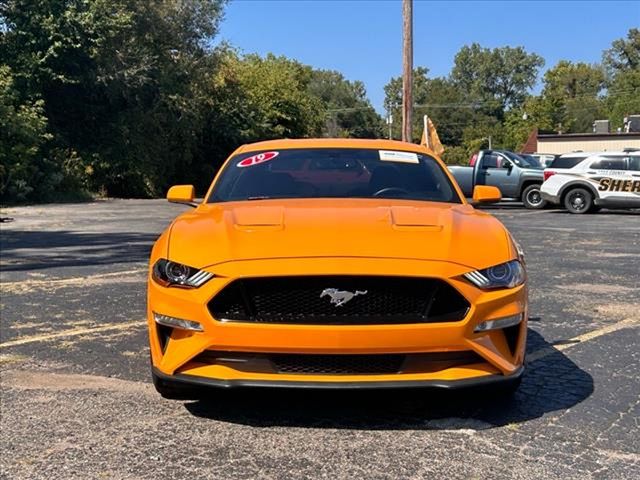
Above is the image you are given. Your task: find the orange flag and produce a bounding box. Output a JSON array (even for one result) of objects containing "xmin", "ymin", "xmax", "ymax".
[{"xmin": 420, "ymin": 115, "xmax": 445, "ymax": 157}]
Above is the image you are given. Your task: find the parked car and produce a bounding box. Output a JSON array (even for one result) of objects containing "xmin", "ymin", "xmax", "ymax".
[
  {"xmin": 542, "ymin": 151, "xmax": 602, "ymax": 183},
  {"xmin": 520, "ymin": 154, "xmax": 544, "ymax": 169},
  {"xmin": 541, "ymin": 150, "xmax": 640, "ymax": 213},
  {"xmin": 148, "ymin": 138, "xmax": 527, "ymax": 398},
  {"xmin": 448, "ymin": 149, "xmax": 546, "ymax": 209},
  {"xmin": 530, "ymin": 153, "xmax": 559, "ymax": 168}
]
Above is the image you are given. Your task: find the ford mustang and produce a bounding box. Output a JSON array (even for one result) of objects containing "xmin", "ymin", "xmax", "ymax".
[{"xmin": 148, "ymin": 138, "xmax": 527, "ymax": 398}]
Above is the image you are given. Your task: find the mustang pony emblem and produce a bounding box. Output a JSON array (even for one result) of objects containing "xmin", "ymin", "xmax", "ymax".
[{"xmin": 320, "ymin": 288, "xmax": 368, "ymax": 307}]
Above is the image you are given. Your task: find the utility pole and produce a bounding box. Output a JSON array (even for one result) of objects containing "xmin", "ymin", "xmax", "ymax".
[{"xmin": 402, "ymin": 0, "xmax": 413, "ymax": 143}]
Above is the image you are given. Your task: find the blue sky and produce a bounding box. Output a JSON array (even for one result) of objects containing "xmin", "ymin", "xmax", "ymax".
[{"xmin": 218, "ymin": 0, "xmax": 640, "ymax": 113}]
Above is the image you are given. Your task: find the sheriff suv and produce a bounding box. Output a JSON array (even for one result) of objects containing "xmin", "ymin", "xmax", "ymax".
[{"xmin": 541, "ymin": 150, "xmax": 640, "ymax": 213}]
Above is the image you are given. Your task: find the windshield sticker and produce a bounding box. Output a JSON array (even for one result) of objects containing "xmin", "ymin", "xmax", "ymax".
[
  {"xmin": 379, "ymin": 150, "xmax": 419, "ymax": 164},
  {"xmin": 237, "ymin": 151, "xmax": 279, "ymax": 168}
]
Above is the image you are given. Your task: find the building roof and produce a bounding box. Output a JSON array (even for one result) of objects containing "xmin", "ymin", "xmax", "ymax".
[
  {"xmin": 537, "ymin": 132, "xmax": 640, "ymax": 140},
  {"xmin": 521, "ymin": 128, "xmax": 538, "ymax": 153}
]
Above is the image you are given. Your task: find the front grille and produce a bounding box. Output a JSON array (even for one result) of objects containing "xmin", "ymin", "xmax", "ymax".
[
  {"xmin": 271, "ymin": 354, "xmax": 405, "ymax": 375},
  {"xmin": 208, "ymin": 276, "xmax": 469, "ymax": 325}
]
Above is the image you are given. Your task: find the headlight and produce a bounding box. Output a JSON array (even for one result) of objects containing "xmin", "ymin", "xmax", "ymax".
[
  {"xmin": 152, "ymin": 259, "xmax": 214, "ymax": 288},
  {"xmin": 463, "ymin": 260, "xmax": 525, "ymax": 289}
]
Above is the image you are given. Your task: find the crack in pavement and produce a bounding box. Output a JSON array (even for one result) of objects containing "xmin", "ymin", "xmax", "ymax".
[
  {"xmin": 0, "ymin": 268, "xmax": 148, "ymax": 294},
  {"xmin": 0, "ymin": 321, "xmax": 145, "ymax": 348},
  {"xmin": 525, "ymin": 317, "xmax": 639, "ymax": 364}
]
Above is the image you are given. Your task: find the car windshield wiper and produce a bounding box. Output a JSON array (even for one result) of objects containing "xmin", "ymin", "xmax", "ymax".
[{"xmin": 246, "ymin": 196, "xmax": 292, "ymax": 201}]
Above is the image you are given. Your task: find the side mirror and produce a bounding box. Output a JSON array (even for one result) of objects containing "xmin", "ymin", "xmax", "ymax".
[
  {"xmin": 472, "ymin": 185, "xmax": 502, "ymax": 204},
  {"xmin": 167, "ymin": 185, "xmax": 196, "ymax": 206}
]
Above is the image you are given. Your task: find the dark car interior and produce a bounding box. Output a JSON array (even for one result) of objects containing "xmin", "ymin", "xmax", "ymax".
[{"xmin": 210, "ymin": 148, "xmax": 460, "ymax": 204}]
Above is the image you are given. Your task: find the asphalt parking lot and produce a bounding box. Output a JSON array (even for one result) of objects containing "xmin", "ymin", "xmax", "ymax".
[{"xmin": 1, "ymin": 200, "xmax": 638, "ymax": 479}]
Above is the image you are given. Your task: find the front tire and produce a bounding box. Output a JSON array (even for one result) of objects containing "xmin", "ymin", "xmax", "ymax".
[
  {"xmin": 563, "ymin": 188, "xmax": 593, "ymax": 214},
  {"xmin": 521, "ymin": 184, "xmax": 546, "ymax": 209}
]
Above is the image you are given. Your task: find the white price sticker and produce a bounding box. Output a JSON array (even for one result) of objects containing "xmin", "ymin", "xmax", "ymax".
[{"xmin": 378, "ymin": 150, "xmax": 419, "ymax": 164}]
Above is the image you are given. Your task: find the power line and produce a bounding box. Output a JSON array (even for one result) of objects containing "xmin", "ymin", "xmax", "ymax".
[
  {"xmin": 384, "ymin": 87, "xmax": 640, "ymax": 111},
  {"xmin": 325, "ymin": 87, "xmax": 640, "ymax": 118}
]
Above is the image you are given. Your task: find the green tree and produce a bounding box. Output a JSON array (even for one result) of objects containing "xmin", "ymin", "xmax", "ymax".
[
  {"xmin": 234, "ymin": 54, "xmax": 324, "ymax": 139},
  {"xmin": 503, "ymin": 96, "xmax": 555, "ymax": 151},
  {"xmin": 383, "ymin": 67, "xmax": 471, "ymax": 144},
  {"xmin": 308, "ymin": 69, "xmax": 382, "ymax": 138},
  {"xmin": 601, "ymin": 29, "xmax": 640, "ymax": 130},
  {"xmin": 451, "ymin": 43, "xmax": 544, "ymax": 117},
  {"xmin": 603, "ymin": 28, "xmax": 640, "ymax": 75},
  {"xmin": 540, "ymin": 60, "xmax": 606, "ymax": 133},
  {"xmin": 543, "ymin": 61, "xmax": 605, "ymax": 98},
  {"xmin": 605, "ymin": 69, "xmax": 640, "ymax": 130},
  {"xmin": 1, "ymin": 0, "xmax": 227, "ymax": 198},
  {"xmin": 0, "ymin": 66, "xmax": 51, "ymax": 202},
  {"xmin": 414, "ymin": 77, "xmax": 471, "ymax": 146},
  {"xmin": 384, "ymin": 44, "xmax": 543, "ymax": 153}
]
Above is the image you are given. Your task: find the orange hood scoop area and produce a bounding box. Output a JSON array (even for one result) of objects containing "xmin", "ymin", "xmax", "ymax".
[{"xmin": 168, "ymin": 199, "xmax": 511, "ymax": 270}]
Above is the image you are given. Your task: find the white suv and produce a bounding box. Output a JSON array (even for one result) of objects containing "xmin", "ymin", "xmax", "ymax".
[{"xmin": 541, "ymin": 150, "xmax": 640, "ymax": 213}]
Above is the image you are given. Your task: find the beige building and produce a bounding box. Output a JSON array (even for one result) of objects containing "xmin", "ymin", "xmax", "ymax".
[{"xmin": 524, "ymin": 131, "xmax": 640, "ymax": 155}]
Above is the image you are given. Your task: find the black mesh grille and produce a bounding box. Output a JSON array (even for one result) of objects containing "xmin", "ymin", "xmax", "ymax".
[
  {"xmin": 191, "ymin": 350, "xmax": 485, "ymax": 376},
  {"xmin": 271, "ymin": 354, "xmax": 405, "ymax": 375},
  {"xmin": 208, "ymin": 276, "xmax": 469, "ymax": 325}
]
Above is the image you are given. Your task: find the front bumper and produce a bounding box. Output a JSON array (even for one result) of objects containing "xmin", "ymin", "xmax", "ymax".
[
  {"xmin": 152, "ymin": 365, "xmax": 524, "ymax": 390},
  {"xmin": 540, "ymin": 191, "xmax": 560, "ymax": 205},
  {"xmin": 147, "ymin": 257, "xmax": 528, "ymax": 387}
]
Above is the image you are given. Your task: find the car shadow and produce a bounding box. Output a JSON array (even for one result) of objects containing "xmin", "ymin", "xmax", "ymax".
[
  {"xmin": 546, "ymin": 209, "xmax": 639, "ymax": 216},
  {"xmin": 0, "ymin": 230, "xmax": 158, "ymax": 271},
  {"xmin": 183, "ymin": 328, "xmax": 593, "ymax": 430},
  {"xmin": 471, "ymin": 201, "xmax": 526, "ymax": 210}
]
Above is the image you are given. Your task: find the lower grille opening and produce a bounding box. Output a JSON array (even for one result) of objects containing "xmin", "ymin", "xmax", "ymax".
[
  {"xmin": 271, "ymin": 354, "xmax": 405, "ymax": 375},
  {"xmin": 190, "ymin": 351, "xmax": 486, "ymax": 376}
]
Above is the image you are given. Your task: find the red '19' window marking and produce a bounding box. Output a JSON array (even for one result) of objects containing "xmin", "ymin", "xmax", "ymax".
[{"xmin": 237, "ymin": 151, "xmax": 279, "ymax": 168}]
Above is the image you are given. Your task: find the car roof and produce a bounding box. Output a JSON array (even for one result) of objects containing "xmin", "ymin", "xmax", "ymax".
[
  {"xmin": 583, "ymin": 152, "xmax": 637, "ymax": 160},
  {"xmin": 488, "ymin": 149, "xmax": 517, "ymax": 154},
  {"xmin": 235, "ymin": 138, "xmax": 437, "ymax": 156},
  {"xmin": 560, "ymin": 150, "xmax": 635, "ymax": 158},
  {"xmin": 559, "ymin": 151, "xmax": 605, "ymax": 158},
  {"xmin": 560, "ymin": 152, "xmax": 638, "ymax": 168}
]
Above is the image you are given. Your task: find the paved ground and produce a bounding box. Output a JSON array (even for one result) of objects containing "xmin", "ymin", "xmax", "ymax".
[{"xmin": 0, "ymin": 200, "xmax": 638, "ymax": 479}]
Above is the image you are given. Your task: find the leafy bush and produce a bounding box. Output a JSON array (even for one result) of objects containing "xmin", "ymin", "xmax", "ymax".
[{"xmin": 0, "ymin": 66, "xmax": 51, "ymax": 202}]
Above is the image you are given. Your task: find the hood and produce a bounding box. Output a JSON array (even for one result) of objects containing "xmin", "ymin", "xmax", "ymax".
[{"xmin": 167, "ymin": 199, "xmax": 513, "ymax": 270}]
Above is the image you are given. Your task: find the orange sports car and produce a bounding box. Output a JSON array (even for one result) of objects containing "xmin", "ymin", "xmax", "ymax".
[{"xmin": 148, "ymin": 138, "xmax": 527, "ymax": 398}]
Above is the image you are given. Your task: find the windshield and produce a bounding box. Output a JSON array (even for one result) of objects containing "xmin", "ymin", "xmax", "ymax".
[
  {"xmin": 208, "ymin": 148, "xmax": 462, "ymax": 204},
  {"xmin": 520, "ymin": 154, "xmax": 543, "ymax": 168},
  {"xmin": 503, "ymin": 151, "xmax": 542, "ymax": 169}
]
